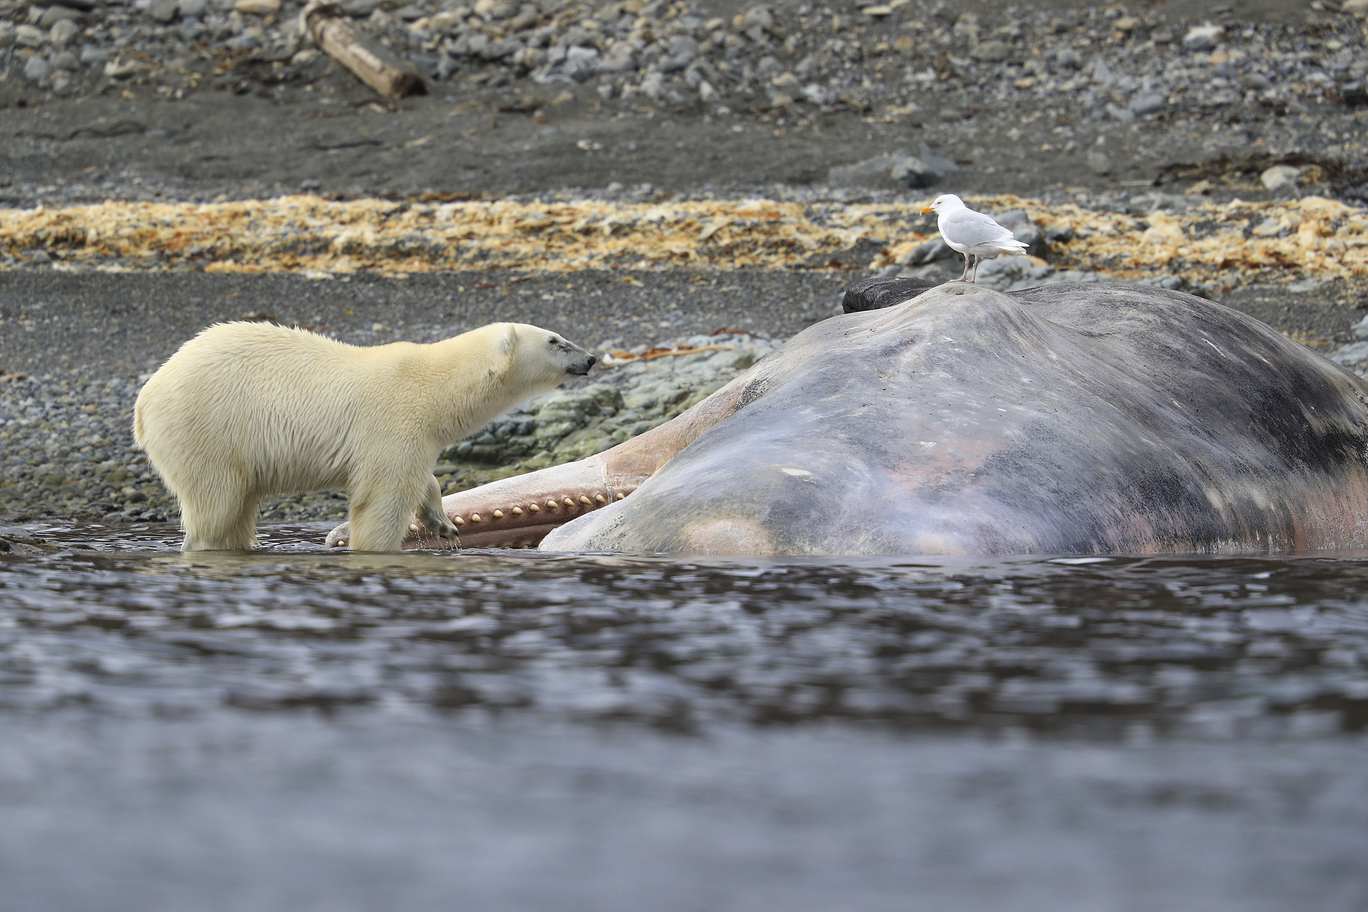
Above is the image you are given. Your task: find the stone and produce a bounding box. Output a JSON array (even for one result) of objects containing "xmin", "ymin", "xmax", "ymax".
[
  {"xmin": 1260, "ymin": 165, "xmax": 1300, "ymax": 192},
  {"xmin": 51, "ymin": 49, "xmax": 79, "ymax": 70},
  {"xmin": 1183, "ymin": 23, "xmax": 1222, "ymax": 51},
  {"xmin": 49, "ymin": 19, "xmax": 80, "ymax": 47},
  {"xmin": 38, "ymin": 6, "xmax": 81, "ymax": 27},
  {"xmin": 474, "ymin": 0, "xmax": 518, "ymax": 19},
  {"xmin": 1330, "ymin": 341, "xmax": 1368, "ymax": 370},
  {"xmin": 901, "ymin": 237, "xmax": 954, "ymax": 266},
  {"xmin": 1129, "ymin": 90, "xmax": 1165, "ymax": 116},
  {"xmin": 995, "ymin": 209, "xmax": 1048, "ymax": 258},
  {"xmin": 149, "ymin": 0, "xmax": 180, "ymax": 22},
  {"xmin": 971, "ymin": 40, "xmax": 1010, "ymax": 63},
  {"xmin": 1353, "ymin": 315, "xmax": 1368, "ymax": 341},
  {"xmin": 563, "ymin": 45, "xmax": 600, "ymax": 81},
  {"xmin": 23, "ymin": 54, "xmax": 50, "ymax": 83},
  {"xmin": 15, "ymin": 24, "xmax": 45, "ymax": 48},
  {"xmin": 1086, "ymin": 150, "xmax": 1111, "ymax": 175},
  {"xmin": 180, "ymin": 0, "xmax": 208, "ymax": 17},
  {"xmin": 235, "ymin": 0, "xmax": 281, "ymax": 14},
  {"xmin": 739, "ymin": 5, "xmax": 773, "ymax": 32},
  {"xmin": 663, "ymin": 35, "xmax": 697, "ymax": 71}
]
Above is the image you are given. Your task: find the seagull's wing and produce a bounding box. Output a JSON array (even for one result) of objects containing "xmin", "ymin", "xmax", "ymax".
[{"xmin": 940, "ymin": 208, "xmax": 1017, "ymax": 247}]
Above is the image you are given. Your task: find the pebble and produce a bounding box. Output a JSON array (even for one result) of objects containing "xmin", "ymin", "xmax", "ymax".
[
  {"xmin": 235, "ymin": 0, "xmax": 280, "ymax": 14},
  {"xmin": 23, "ymin": 54, "xmax": 50, "ymax": 82},
  {"xmin": 37, "ymin": 6, "xmax": 81, "ymax": 28},
  {"xmin": 971, "ymin": 40, "xmax": 1011, "ymax": 63},
  {"xmin": 1129, "ymin": 91, "xmax": 1165, "ymax": 116},
  {"xmin": 49, "ymin": 19, "xmax": 80, "ymax": 47},
  {"xmin": 149, "ymin": 0, "xmax": 180, "ymax": 22},
  {"xmin": 15, "ymin": 24, "xmax": 45, "ymax": 48},
  {"xmin": 1260, "ymin": 165, "xmax": 1300, "ymax": 192},
  {"xmin": 1183, "ymin": 23, "xmax": 1223, "ymax": 51}
]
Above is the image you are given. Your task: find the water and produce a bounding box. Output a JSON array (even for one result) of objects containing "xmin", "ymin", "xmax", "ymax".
[{"xmin": 3, "ymin": 523, "xmax": 1368, "ymax": 910}]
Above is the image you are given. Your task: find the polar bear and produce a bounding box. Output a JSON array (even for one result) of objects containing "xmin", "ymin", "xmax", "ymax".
[{"xmin": 134, "ymin": 321, "xmax": 596, "ymax": 552}]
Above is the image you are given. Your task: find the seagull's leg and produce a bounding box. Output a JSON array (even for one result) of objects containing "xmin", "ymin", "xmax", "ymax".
[
  {"xmin": 959, "ymin": 252, "xmax": 971, "ymax": 282},
  {"xmin": 971, "ymin": 255, "xmax": 982, "ymax": 283}
]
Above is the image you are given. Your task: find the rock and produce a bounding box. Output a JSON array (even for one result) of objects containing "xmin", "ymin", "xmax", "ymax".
[
  {"xmin": 971, "ymin": 40, "xmax": 1011, "ymax": 63},
  {"xmin": 180, "ymin": 0, "xmax": 209, "ymax": 17},
  {"xmin": 149, "ymin": 0, "xmax": 180, "ymax": 22},
  {"xmin": 828, "ymin": 147, "xmax": 955, "ymax": 191},
  {"xmin": 901, "ymin": 237, "xmax": 954, "ymax": 266},
  {"xmin": 235, "ymin": 0, "xmax": 280, "ymax": 15},
  {"xmin": 1345, "ymin": 0, "xmax": 1368, "ymax": 15},
  {"xmin": 474, "ymin": 0, "xmax": 518, "ymax": 19},
  {"xmin": 563, "ymin": 46, "xmax": 600, "ymax": 81},
  {"xmin": 49, "ymin": 19, "xmax": 80, "ymax": 47},
  {"xmin": 1129, "ymin": 90, "xmax": 1165, "ymax": 116},
  {"xmin": 1354, "ymin": 315, "xmax": 1368, "ymax": 341},
  {"xmin": 1086, "ymin": 150, "xmax": 1111, "ymax": 175},
  {"xmin": 15, "ymin": 24, "xmax": 45, "ymax": 48},
  {"xmin": 639, "ymin": 70, "xmax": 664, "ymax": 99},
  {"xmin": 1330, "ymin": 341, "xmax": 1368, "ymax": 372},
  {"xmin": 995, "ymin": 209, "xmax": 1048, "ymax": 258},
  {"xmin": 1183, "ymin": 23, "xmax": 1222, "ymax": 51},
  {"xmin": 51, "ymin": 49, "xmax": 79, "ymax": 71},
  {"xmin": 663, "ymin": 35, "xmax": 697, "ymax": 72},
  {"xmin": 1260, "ymin": 165, "xmax": 1300, "ymax": 192},
  {"xmin": 0, "ymin": 23, "xmax": 13, "ymax": 49},
  {"xmin": 740, "ymin": 5, "xmax": 774, "ymax": 32},
  {"xmin": 23, "ymin": 54, "xmax": 51, "ymax": 83},
  {"xmin": 38, "ymin": 6, "xmax": 82, "ymax": 27}
]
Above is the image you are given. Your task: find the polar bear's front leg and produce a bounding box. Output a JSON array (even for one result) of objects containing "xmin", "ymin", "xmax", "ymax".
[
  {"xmin": 346, "ymin": 469, "xmax": 432, "ymax": 552},
  {"xmin": 415, "ymin": 475, "xmax": 461, "ymax": 549}
]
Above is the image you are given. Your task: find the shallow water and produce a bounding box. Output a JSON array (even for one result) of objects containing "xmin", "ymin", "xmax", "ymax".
[{"xmin": 3, "ymin": 523, "xmax": 1368, "ymax": 910}]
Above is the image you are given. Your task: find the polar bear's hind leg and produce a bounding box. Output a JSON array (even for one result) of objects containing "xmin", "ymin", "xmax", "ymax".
[{"xmin": 173, "ymin": 468, "xmax": 259, "ymax": 552}]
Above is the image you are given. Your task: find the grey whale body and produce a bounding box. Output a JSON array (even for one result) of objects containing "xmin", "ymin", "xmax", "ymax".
[{"xmin": 544, "ymin": 282, "xmax": 1368, "ymax": 556}]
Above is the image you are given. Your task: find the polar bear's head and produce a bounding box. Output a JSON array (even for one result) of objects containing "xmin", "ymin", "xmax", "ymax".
[{"xmin": 499, "ymin": 322, "xmax": 598, "ymax": 393}]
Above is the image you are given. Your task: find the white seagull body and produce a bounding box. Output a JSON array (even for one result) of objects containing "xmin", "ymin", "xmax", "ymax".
[{"xmin": 922, "ymin": 194, "xmax": 1029, "ymax": 283}]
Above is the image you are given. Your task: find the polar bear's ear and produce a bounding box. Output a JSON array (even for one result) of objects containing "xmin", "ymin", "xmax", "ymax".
[{"xmin": 498, "ymin": 324, "xmax": 519, "ymax": 357}]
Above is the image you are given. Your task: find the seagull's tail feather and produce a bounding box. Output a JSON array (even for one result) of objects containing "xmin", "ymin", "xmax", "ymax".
[{"xmin": 993, "ymin": 238, "xmax": 1031, "ymax": 256}]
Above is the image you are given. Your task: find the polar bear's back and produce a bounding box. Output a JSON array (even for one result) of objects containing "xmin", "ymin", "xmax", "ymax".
[{"xmin": 134, "ymin": 321, "xmax": 380, "ymax": 494}]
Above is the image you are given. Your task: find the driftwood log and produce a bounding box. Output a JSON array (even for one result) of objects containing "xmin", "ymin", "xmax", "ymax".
[{"xmin": 300, "ymin": 1, "xmax": 426, "ymax": 98}]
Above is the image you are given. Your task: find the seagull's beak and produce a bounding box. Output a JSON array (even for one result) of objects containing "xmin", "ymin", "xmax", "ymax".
[{"xmin": 920, "ymin": 205, "xmax": 935, "ymax": 214}]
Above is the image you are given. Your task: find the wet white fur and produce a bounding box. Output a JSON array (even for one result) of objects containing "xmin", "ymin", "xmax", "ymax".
[{"xmin": 134, "ymin": 321, "xmax": 588, "ymax": 552}]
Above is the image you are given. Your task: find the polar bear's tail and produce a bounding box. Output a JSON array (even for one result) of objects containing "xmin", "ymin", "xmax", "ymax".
[{"xmin": 133, "ymin": 396, "xmax": 146, "ymax": 450}]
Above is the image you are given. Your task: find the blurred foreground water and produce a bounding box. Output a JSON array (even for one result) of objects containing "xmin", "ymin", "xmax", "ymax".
[{"xmin": 3, "ymin": 523, "xmax": 1367, "ymax": 910}]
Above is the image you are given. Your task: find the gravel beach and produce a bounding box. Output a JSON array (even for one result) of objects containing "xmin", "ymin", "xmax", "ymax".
[{"xmin": 2, "ymin": 0, "xmax": 1367, "ymax": 526}]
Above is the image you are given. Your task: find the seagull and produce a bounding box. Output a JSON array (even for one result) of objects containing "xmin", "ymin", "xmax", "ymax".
[{"xmin": 921, "ymin": 194, "xmax": 1029, "ymax": 283}]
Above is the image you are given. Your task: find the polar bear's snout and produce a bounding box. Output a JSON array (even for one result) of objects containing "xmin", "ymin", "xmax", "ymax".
[
  {"xmin": 546, "ymin": 333, "xmax": 597, "ymax": 376},
  {"xmin": 568, "ymin": 353, "xmax": 598, "ymax": 376}
]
